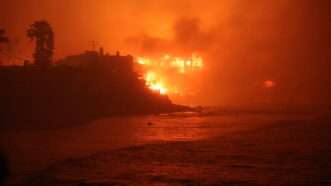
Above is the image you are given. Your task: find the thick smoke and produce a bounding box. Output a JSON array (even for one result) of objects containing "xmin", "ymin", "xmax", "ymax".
[
  {"xmin": 126, "ymin": 17, "xmax": 215, "ymax": 57},
  {"xmin": 126, "ymin": 0, "xmax": 331, "ymax": 106}
]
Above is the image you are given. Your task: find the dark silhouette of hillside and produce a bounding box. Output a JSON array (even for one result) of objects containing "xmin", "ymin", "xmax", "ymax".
[{"xmin": 0, "ymin": 50, "xmax": 188, "ymax": 128}]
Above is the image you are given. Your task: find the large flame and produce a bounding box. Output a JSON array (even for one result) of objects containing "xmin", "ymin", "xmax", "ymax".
[
  {"xmin": 136, "ymin": 54, "xmax": 204, "ymax": 96},
  {"xmin": 145, "ymin": 71, "xmax": 168, "ymax": 95}
]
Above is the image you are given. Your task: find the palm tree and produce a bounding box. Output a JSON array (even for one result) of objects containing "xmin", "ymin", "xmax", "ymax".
[{"xmin": 27, "ymin": 21, "xmax": 54, "ymax": 67}]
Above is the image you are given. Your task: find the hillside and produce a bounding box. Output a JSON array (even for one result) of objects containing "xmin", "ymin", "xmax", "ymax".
[{"xmin": 0, "ymin": 51, "xmax": 188, "ymax": 128}]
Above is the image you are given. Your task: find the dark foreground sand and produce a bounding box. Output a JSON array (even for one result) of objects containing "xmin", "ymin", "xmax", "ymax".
[{"xmin": 15, "ymin": 115, "xmax": 331, "ymax": 186}]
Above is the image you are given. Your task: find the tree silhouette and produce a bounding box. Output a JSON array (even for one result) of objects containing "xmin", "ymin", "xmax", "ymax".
[{"xmin": 27, "ymin": 21, "xmax": 54, "ymax": 67}]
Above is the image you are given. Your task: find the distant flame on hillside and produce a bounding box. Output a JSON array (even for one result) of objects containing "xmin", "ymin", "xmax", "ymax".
[{"xmin": 136, "ymin": 54, "xmax": 204, "ymax": 95}]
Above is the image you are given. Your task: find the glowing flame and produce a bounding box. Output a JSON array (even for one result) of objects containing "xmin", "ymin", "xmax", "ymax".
[
  {"xmin": 137, "ymin": 54, "xmax": 203, "ymax": 74},
  {"xmin": 145, "ymin": 71, "xmax": 168, "ymax": 95},
  {"xmin": 149, "ymin": 83, "xmax": 168, "ymax": 95},
  {"xmin": 264, "ymin": 80, "xmax": 276, "ymax": 88},
  {"xmin": 136, "ymin": 54, "xmax": 204, "ymax": 95}
]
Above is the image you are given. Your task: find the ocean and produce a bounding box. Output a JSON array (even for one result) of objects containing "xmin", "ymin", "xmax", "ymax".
[{"xmin": 1, "ymin": 112, "xmax": 330, "ymax": 185}]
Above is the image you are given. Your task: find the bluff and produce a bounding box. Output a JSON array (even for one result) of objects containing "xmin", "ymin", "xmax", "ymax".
[{"xmin": 0, "ymin": 51, "xmax": 187, "ymax": 128}]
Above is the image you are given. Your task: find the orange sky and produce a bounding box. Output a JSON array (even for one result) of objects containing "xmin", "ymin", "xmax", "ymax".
[{"xmin": 1, "ymin": 0, "xmax": 331, "ymax": 106}]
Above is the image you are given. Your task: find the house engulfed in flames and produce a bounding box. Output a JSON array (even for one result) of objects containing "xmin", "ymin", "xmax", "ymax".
[{"xmin": 135, "ymin": 54, "xmax": 204, "ymax": 99}]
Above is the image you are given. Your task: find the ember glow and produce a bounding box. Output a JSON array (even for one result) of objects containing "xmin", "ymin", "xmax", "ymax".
[
  {"xmin": 264, "ymin": 80, "xmax": 276, "ymax": 89},
  {"xmin": 136, "ymin": 54, "xmax": 204, "ymax": 95}
]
